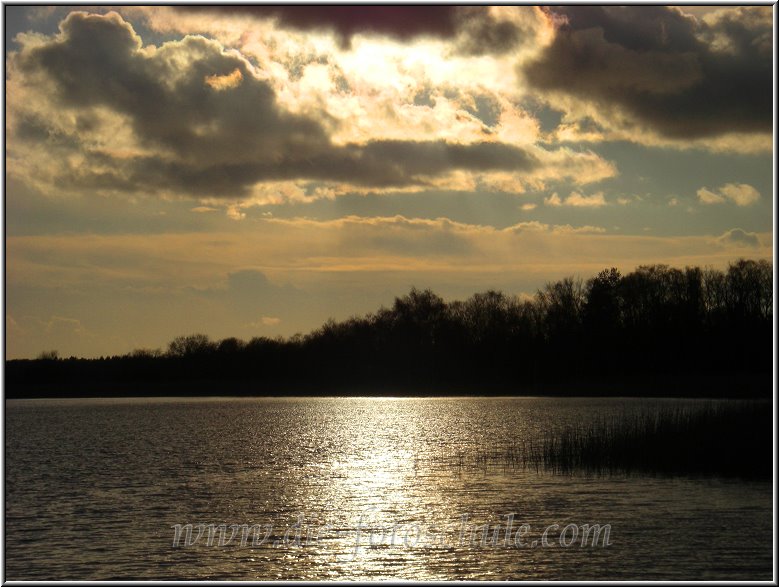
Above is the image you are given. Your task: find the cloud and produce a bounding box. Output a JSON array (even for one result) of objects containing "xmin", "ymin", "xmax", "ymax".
[
  {"xmin": 9, "ymin": 11, "xmax": 584, "ymax": 203},
  {"xmin": 520, "ymin": 203, "xmax": 537, "ymax": 211},
  {"xmin": 524, "ymin": 6, "xmax": 772, "ymax": 147},
  {"xmin": 226, "ymin": 205, "xmax": 246, "ymax": 220},
  {"xmin": 565, "ymin": 191, "xmax": 606, "ymax": 207},
  {"xmin": 504, "ymin": 221, "xmax": 605, "ymax": 235},
  {"xmin": 715, "ymin": 228, "xmax": 761, "ymax": 248},
  {"xmin": 123, "ymin": 7, "xmax": 545, "ymax": 144},
  {"xmin": 547, "ymin": 224, "xmax": 607, "ymax": 235},
  {"xmin": 10, "ymin": 218, "xmax": 770, "ymax": 294},
  {"xmin": 268, "ymin": 215, "xmax": 607, "ymax": 236},
  {"xmin": 453, "ymin": 7, "xmax": 544, "ymax": 56},
  {"xmin": 174, "ymin": 6, "xmax": 461, "ymax": 48},
  {"xmin": 164, "ymin": 6, "xmax": 546, "ymax": 57},
  {"xmin": 44, "ymin": 315, "xmax": 87, "ymax": 336},
  {"xmin": 697, "ymin": 187, "xmax": 725, "ymax": 205},
  {"xmin": 10, "ymin": 12, "xmax": 326, "ymax": 194},
  {"xmin": 544, "ymin": 191, "xmax": 606, "ymax": 207},
  {"xmin": 245, "ymin": 315, "xmax": 283, "ymax": 329},
  {"xmin": 532, "ymin": 147, "xmax": 616, "ymax": 185},
  {"xmin": 697, "ymin": 183, "xmax": 760, "ymax": 206},
  {"xmin": 204, "ymin": 67, "xmax": 243, "ymax": 91},
  {"xmin": 718, "ymin": 183, "xmax": 760, "ymax": 206},
  {"xmin": 544, "ymin": 193, "xmax": 562, "ymax": 207},
  {"xmin": 297, "ymin": 140, "xmax": 540, "ymax": 188}
]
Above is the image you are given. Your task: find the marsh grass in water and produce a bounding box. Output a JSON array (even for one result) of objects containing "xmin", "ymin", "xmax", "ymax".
[{"xmin": 460, "ymin": 402, "xmax": 771, "ymax": 479}]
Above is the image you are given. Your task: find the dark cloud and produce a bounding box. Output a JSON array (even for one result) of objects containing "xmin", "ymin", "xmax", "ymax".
[
  {"xmin": 305, "ymin": 140, "xmax": 539, "ymax": 187},
  {"xmin": 18, "ymin": 12, "xmax": 330, "ymax": 164},
  {"xmin": 177, "ymin": 6, "xmax": 529, "ymax": 55},
  {"xmin": 178, "ymin": 6, "xmax": 459, "ymax": 48},
  {"xmin": 90, "ymin": 140, "xmax": 539, "ymax": 197},
  {"xmin": 717, "ymin": 228, "xmax": 760, "ymax": 248},
  {"xmin": 454, "ymin": 7, "xmax": 527, "ymax": 56},
  {"xmin": 14, "ymin": 11, "xmax": 539, "ymax": 199},
  {"xmin": 550, "ymin": 6, "xmax": 700, "ymax": 53},
  {"xmin": 524, "ymin": 6, "xmax": 772, "ymax": 139}
]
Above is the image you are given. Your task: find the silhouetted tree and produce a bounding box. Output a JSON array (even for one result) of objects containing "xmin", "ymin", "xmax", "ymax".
[
  {"xmin": 5, "ymin": 259, "xmax": 772, "ymax": 399},
  {"xmin": 537, "ymin": 277, "xmax": 585, "ymax": 337},
  {"xmin": 167, "ymin": 334, "xmax": 214, "ymax": 357},
  {"xmin": 129, "ymin": 348, "xmax": 163, "ymax": 359},
  {"xmin": 585, "ymin": 268, "xmax": 622, "ymax": 329},
  {"xmin": 217, "ymin": 337, "xmax": 245, "ymax": 354}
]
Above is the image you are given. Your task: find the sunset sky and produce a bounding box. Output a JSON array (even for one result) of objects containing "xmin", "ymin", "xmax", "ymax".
[{"xmin": 4, "ymin": 5, "xmax": 774, "ymax": 359}]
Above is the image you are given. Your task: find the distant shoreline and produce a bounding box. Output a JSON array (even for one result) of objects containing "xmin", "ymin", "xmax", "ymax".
[
  {"xmin": 4, "ymin": 372, "xmax": 770, "ymax": 400},
  {"xmin": 6, "ymin": 261, "xmax": 772, "ymax": 401}
]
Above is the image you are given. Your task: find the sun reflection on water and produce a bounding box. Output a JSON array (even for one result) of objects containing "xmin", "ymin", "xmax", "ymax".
[{"xmin": 4, "ymin": 397, "xmax": 773, "ymax": 580}]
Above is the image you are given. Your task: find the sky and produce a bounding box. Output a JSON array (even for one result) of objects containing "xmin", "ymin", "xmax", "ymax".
[{"xmin": 3, "ymin": 4, "xmax": 774, "ymax": 359}]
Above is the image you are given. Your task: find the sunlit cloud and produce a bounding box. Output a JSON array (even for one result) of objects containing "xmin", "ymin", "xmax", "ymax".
[
  {"xmin": 697, "ymin": 183, "xmax": 760, "ymax": 206},
  {"xmin": 718, "ymin": 183, "xmax": 761, "ymax": 206},
  {"xmin": 6, "ymin": 9, "xmax": 620, "ymax": 208},
  {"xmin": 564, "ymin": 191, "xmax": 607, "ymax": 208},
  {"xmin": 544, "ymin": 193, "xmax": 563, "ymax": 207},
  {"xmin": 697, "ymin": 187, "xmax": 726, "ymax": 205},
  {"xmin": 246, "ymin": 316, "xmax": 283, "ymax": 328},
  {"xmin": 544, "ymin": 191, "xmax": 606, "ymax": 208},
  {"xmin": 204, "ymin": 67, "xmax": 243, "ymax": 90}
]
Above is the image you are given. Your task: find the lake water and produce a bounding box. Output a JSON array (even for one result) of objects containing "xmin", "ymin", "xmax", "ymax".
[{"xmin": 4, "ymin": 397, "xmax": 773, "ymax": 580}]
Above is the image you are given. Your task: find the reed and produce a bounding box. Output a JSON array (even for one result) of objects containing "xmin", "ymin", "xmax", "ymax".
[{"xmin": 472, "ymin": 401, "xmax": 771, "ymax": 479}]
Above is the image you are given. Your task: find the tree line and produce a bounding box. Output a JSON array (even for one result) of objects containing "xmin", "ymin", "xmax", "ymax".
[{"xmin": 5, "ymin": 259, "xmax": 772, "ymax": 398}]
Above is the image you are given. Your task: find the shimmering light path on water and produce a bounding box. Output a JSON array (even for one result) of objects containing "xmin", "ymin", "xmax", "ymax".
[{"xmin": 5, "ymin": 397, "xmax": 772, "ymax": 580}]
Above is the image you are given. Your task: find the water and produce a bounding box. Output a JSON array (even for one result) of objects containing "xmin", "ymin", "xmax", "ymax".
[{"xmin": 4, "ymin": 397, "xmax": 772, "ymax": 580}]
